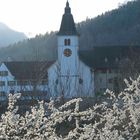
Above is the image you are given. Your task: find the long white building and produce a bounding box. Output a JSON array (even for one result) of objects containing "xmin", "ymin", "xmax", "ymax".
[{"xmin": 0, "ymin": 61, "xmax": 52, "ymax": 101}]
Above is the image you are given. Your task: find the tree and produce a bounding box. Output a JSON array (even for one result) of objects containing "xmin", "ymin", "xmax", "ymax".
[
  {"xmin": 119, "ymin": 46, "xmax": 140, "ymax": 90},
  {"xmin": 1, "ymin": 76, "xmax": 140, "ymax": 139}
]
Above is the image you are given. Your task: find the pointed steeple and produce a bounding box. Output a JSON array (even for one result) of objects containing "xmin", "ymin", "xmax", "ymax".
[
  {"xmin": 57, "ymin": 1, "xmax": 78, "ymax": 35},
  {"xmin": 65, "ymin": 1, "xmax": 71, "ymax": 14}
]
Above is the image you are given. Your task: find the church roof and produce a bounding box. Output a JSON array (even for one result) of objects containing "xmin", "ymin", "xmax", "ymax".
[
  {"xmin": 4, "ymin": 61, "xmax": 54, "ymax": 80},
  {"xmin": 57, "ymin": 1, "xmax": 78, "ymax": 36},
  {"xmin": 79, "ymin": 46, "xmax": 140, "ymax": 69}
]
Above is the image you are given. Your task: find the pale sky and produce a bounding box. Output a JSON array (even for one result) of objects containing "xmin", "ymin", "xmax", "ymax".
[{"xmin": 0, "ymin": 0, "xmax": 131, "ymax": 37}]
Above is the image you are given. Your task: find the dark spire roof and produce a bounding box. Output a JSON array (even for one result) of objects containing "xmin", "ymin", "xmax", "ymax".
[{"xmin": 57, "ymin": 1, "xmax": 78, "ymax": 36}]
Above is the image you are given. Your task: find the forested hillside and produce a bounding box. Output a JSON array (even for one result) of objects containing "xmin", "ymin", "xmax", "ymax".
[
  {"xmin": 78, "ymin": 0, "xmax": 140, "ymax": 49},
  {"xmin": 0, "ymin": 23, "xmax": 27, "ymax": 47},
  {"xmin": 0, "ymin": 0, "xmax": 139, "ymax": 61},
  {"xmin": 0, "ymin": 32, "xmax": 57, "ymax": 61}
]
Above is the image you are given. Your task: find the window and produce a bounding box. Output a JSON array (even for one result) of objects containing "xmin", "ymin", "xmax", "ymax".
[
  {"xmin": 17, "ymin": 81, "xmax": 21, "ymax": 85},
  {"xmin": 0, "ymin": 81, "xmax": 5, "ymax": 86},
  {"xmin": 0, "ymin": 91, "xmax": 5, "ymax": 96},
  {"xmin": 0, "ymin": 71, "xmax": 8, "ymax": 76},
  {"xmin": 64, "ymin": 39, "xmax": 71, "ymax": 46},
  {"xmin": 79, "ymin": 78, "xmax": 83, "ymax": 84},
  {"xmin": 64, "ymin": 39, "xmax": 67, "ymax": 46},
  {"xmin": 67, "ymin": 39, "xmax": 70, "ymax": 45},
  {"xmin": 55, "ymin": 79, "xmax": 58, "ymax": 84},
  {"xmin": 8, "ymin": 81, "xmax": 16, "ymax": 86},
  {"xmin": 0, "ymin": 92, "xmax": 6, "ymax": 99}
]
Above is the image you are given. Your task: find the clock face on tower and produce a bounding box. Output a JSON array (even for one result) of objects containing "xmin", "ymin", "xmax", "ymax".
[{"xmin": 63, "ymin": 48, "xmax": 72, "ymax": 57}]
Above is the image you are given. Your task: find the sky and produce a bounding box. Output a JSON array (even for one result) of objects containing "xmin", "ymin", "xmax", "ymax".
[{"xmin": 0, "ymin": 0, "xmax": 131, "ymax": 37}]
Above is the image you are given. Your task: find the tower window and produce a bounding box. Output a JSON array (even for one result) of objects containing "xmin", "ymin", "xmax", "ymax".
[
  {"xmin": 64, "ymin": 39, "xmax": 67, "ymax": 46},
  {"xmin": 67, "ymin": 39, "xmax": 70, "ymax": 45},
  {"xmin": 64, "ymin": 39, "xmax": 71, "ymax": 46}
]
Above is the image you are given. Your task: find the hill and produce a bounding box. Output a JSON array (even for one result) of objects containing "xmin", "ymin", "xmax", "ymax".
[
  {"xmin": 0, "ymin": 22, "xmax": 27, "ymax": 47},
  {"xmin": 78, "ymin": 0, "xmax": 140, "ymax": 49},
  {"xmin": 0, "ymin": 0, "xmax": 139, "ymax": 61}
]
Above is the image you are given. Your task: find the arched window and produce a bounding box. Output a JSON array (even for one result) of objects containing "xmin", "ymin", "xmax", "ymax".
[
  {"xmin": 64, "ymin": 39, "xmax": 71, "ymax": 46},
  {"xmin": 64, "ymin": 39, "xmax": 67, "ymax": 46},
  {"xmin": 67, "ymin": 39, "xmax": 71, "ymax": 45}
]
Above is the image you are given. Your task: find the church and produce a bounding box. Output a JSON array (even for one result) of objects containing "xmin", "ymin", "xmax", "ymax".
[{"xmin": 48, "ymin": 1, "xmax": 95, "ymax": 98}]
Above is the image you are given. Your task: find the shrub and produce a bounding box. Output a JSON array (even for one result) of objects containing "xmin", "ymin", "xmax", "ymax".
[{"xmin": 0, "ymin": 76, "xmax": 140, "ymax": 139}]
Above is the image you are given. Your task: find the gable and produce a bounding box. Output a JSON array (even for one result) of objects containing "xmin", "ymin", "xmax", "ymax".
[{"xmin": 0, "ymin": 63, "xmax": 14, "ymax": 78}]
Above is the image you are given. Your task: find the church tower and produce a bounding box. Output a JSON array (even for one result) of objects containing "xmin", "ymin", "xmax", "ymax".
[
  {"xmin": 57, "ymin": 1, "xmax": 79, "ymax": 78},
  {"xmin": 56, "ymin": 1, "xmax": 80, "ymax": 97},
  {"xmin": 48, "ymin": 1, "xmax": 94, "ymax": 98}
]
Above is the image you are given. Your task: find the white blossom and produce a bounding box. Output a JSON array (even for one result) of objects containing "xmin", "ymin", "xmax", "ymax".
[{"xmin": 1, "ymin": 77, "xmax": 140, "ymax": 139}]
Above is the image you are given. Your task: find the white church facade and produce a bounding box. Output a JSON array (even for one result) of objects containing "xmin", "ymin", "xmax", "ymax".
[{"xmin": 48, "ymin": 1, "xmax": 94, "ymax": 98}]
